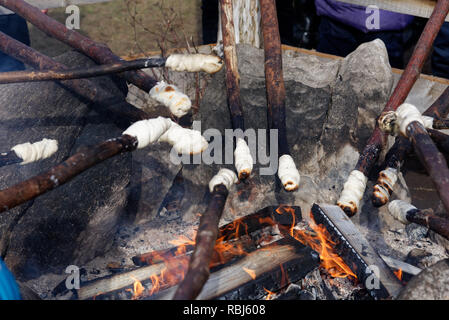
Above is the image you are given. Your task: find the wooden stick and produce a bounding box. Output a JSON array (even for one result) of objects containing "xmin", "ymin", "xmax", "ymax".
[
  {"xmin": 260, "ymin": 0, "xmax": 300, "ymax": 191},
  {"xmin": 0, "ymin": 58, "xmax": 166, "ymax": 84},
  {"xmin": 172, "ymin": 184, "xmax": 229, "ymax": 300},
  {"xmin": 407, "ymin": 121, "xmax": 449, "ymax": 214},
  {"xmin": 389, "ymin": 200, "xmax": 449, "ymax": 240},
  {"xmin": 339, "ymin": 0, "xmax": 449, "ymax": 216},
  {"xmin": 0, "ymin": 151, "xmax": 22, "ymax": 168},
  {"xmin": 0, "ymin": 31, "xmax": 148, "ymax": 127},
  {"xmin": 220, "ymin": 0, "xmax": 245, "ymax": 131},
  {"xmin": 0, "ymin": 0, "xmax": 159, "ymax": 92},
  {"xmin": 219, "ymin": 0, "xmax": 253, "ymax": 180},
  {"xmin": 428, "ymin": 129, "xmax": 449, "ymax": 155},
  {"xmin": 372, "ymin": 87, "xmax": 449, "ymax": 207},
  {"xmin": 0, "ymin": 135, "xmax": 138, "ymax": 214},
  {"xmin": 260, "ymin": 0, "xmax": 289, "ymax": 157}
]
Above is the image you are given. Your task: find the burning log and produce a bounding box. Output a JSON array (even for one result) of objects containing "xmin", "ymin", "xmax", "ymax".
[
  {"xmin": 378, "ymin": 103, "xmax": 449, "ymax": 214},
  {"xmin": 338, "ymin": 0, "xmax": 449, "ymax": 216},
  {"xmin": 132, "ymin": 205, "xmax": 302, "ymax": 267},
  {"xmin": 311, "ymin": 204, "xmax": 403, "ymax": 299},
  {"xmin": 373, "ymin": 86, "xmax": 449, "ymax": 207},
  {"xmin": 388, "ymin": 200, "xmax": 449, "ymax": 241},
  {"xmin": 0, "ymin": 58, "xmax": 166, "ymax": 84},
  {"xmin": 220, "ymin": 0, "xmax": 253, "ymax": 180},
  {"xmin": 173, "ymin": 169, "xmax": 237, "ymax": 300},
  {"xmin": 0, "ymin": 31, "xmax": 148, "ymax": 127},
  {"xmin": 153, "ymin": 238, "xmax": 318, "ymax": 300},
  {"xmin": 0, "ymin": 138, "xmax": 58, "ymax": 168},
  {"xmin": 0, "ymin": 117, "xmax": 207, "ymax": 213},
  {"xmin": 78, "ymin": 261, "xmax": 170, "ymax": 300},
  {"xmin": 260, "ymin": 0, "xmax": 300, "ymax": 191}
]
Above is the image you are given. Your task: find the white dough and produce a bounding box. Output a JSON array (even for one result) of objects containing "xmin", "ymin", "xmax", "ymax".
[
  {"xmin": 379, "ymin": 105, "xmax": 436, "ymax": 136},
  {"xmin": 149, "ymin": 81, "xmax": 191, "ymax": 118},
  {"xmin": 388, "ymin": 200, "xmax": 416, "ymax": 224},
  {"xmin": 158, "ymin": 121, "xmax": 208, "ymax": 155},
  {"xmin": 277, "ymin": 155, "xmax": 300, "ymax": 191},
  {"xmin": 165, "ymin": 54, "xmax": 223, "ymax": 74},
  {"xmin": 337, "ymin": 170, "xmax": 368, "ymax": 212},
  {"xmin": 208, "ymin": 168, "xmax": 238, "ymax": 193},
  {"xmin": 122, "ymin": 116, "xmax": 172, "ymax": 149},
  {"xmin": 396, "ymin": 103, "xmax": 426, "ymax": 136},
  {"xmin": 422, "ymin": 115, "xmax": 435, "ymax": 129},
  {"xmin": 12, "ymin": 138, "xmax": 58, "ymax": 165},
  {"xmin": 234, "ymin": 138, "xmax": 253, "ymax": 179},
  {"xmin": 373, "ymin": 167, "xmax": 398, "ymax": 202}
]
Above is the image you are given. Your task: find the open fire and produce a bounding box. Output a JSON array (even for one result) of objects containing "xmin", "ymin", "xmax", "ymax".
[{"xmin": 120, "ymin": 205, "xmax": 358, "ymax": 300}]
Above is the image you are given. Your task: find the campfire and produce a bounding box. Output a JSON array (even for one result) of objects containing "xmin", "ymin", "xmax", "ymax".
[{"xmin": 0, "ymin": 0, "xmax": 449, "ymax": 302}]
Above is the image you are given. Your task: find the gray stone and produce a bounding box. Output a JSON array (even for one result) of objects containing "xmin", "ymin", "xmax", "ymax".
[
  {"xmin": 176, "ymin": 40, "xmax": 394, "ymax": 226},
  {"xmin": 399, "ymin": 259, "xmax": 449, "ymax": 300},
  {"xmin": 0, "ymin": 51, "xmax": 132, "ymax": 280}
]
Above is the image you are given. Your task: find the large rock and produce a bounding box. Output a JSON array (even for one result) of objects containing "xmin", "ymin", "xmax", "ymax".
[
  {"xmin": 176, "ymin": 40, "xmax": 394, "ymax": 227},
  {"xmin": 0, "ymin": 51, "xmax": 132, "ymax": 280},
  {"xmin": 399, "ymin": 259, "xmax": 449, "ymax": 300}
]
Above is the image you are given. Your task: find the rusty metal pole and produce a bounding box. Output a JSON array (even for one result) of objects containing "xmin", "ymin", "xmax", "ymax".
[
  {"xmin": 0, "ymin": 135, "xmax": 138, "ymax": 214},
  {"xmin": 372, "ymin": 86, "xmax": 449, "ymax": 207},
  {"xmin": 0, "ymin": 58, "xmax": 166, "ymax": 84},
  {"xmin": 0, "ymin": 31, "xmax": 148, "ymax": 126},
  {"xmin": 339, "ymin": 0, "xmax": 449, "ymax": 216},
  {"xmin": 0, "ymin": 0, "xmax": 158, "ymax": 92}
]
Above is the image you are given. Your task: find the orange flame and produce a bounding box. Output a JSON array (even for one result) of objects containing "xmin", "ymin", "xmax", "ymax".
[
  {"xmin": 289, "ymin": 212, "xmax": 357, "ymax": 280},
  {"xmin": 243, "ymin": 267, "xmax": 257, "ymax": 280},
  {"xmin": 134, "ymin": 205, "xmax": 356, "ymax": 299},
  {"xmin": 394, "ymin": 269, "xmax": 403, "ymax": 281},
  {"xmin": 264, "ymin": 287, "xmax": 274, "ymax": 300},
  {"xmin": 127, "ymin": 276, "xmax": 145, "ymax": 300}
]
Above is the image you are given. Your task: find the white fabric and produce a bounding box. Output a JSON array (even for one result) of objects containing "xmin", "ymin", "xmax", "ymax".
[
  {"xmin": 277, "ymin": 155, "xmax": 300, "ymax": 191},
  {"xmin": 337, "ymin": 170, "xmax": 368, "ymax": 212},
  {"xmin": 11, "ymin": 138, "xmax": 58, "ymax": 165},
  {"xmin": 234, "ymin": 138, "xmax": 253, "ymax": 179},
  {"xmin": 122, "ymin": 116, "xmax": 172, "ymax": 149},
  {"xmin": 208, "ymin": 168, "xmax": 238, "ymax": 193},
  {"xmin": 165, "ymin": 54, "xmax": 223, "ymax": 74},
  {"xmin": 388, "ymin": 200, "xmax": 416, "ymax": 224},
  {"xmin": 158, "ymin": 121, "xmax": 208, "ymax": 155},
  {"xmin": 149, "ymin": 81, "xmax": 191, "ymax": 118}
]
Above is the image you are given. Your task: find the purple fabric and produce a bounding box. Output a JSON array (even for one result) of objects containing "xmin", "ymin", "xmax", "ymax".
[{"xmin": 315, "ymin": 0, "xmax": 414, "ymax": 33}]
